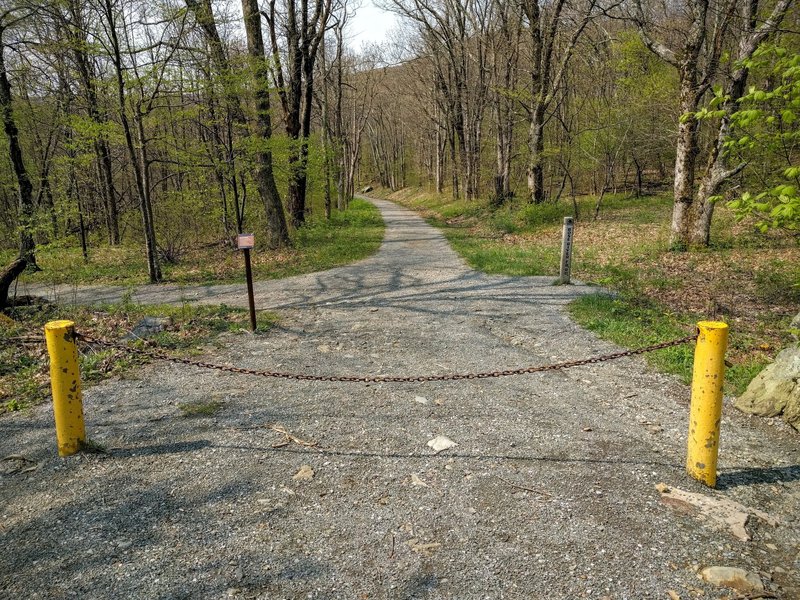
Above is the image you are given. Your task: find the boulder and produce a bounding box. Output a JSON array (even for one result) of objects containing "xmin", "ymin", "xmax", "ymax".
[
  {"xmin": 122, "ymin": 316, "xmax": 173, "ymax": 341},
  {"xmin": 791, "ymin": 311, "xmax": 800, "ymax": 342},
  {"xmin": 699, "ymin": 566, "xmax": 763, "ymax": 593},
  {"xmin": 735, "ymin": 344, "xmax": 800, "ymax": 431}
]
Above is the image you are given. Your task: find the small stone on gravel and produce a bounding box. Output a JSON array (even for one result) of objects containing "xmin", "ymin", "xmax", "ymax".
[
  {"xmin": 700, "ymin": 566, "xmax": 764, "ymax": 592},
  {"xmin": 292, "ymin": 464, "xmax": 315, "ymax": 481}
]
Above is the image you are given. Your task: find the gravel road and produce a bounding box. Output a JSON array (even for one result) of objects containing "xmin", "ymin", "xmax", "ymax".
[{"xmin": 2, "ymin": 197, "xmax": 799, "ymax": 599}]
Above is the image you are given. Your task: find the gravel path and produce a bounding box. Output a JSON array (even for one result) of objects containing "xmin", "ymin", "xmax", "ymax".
[{"xmin": 3, "ymin": 197, "xmax": 799, "ymax": 599}]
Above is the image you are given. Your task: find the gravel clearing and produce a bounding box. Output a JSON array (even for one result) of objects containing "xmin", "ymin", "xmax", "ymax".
[{"xmin": 3, "ymin": 197, "xmax": 800, "ymax": 599}]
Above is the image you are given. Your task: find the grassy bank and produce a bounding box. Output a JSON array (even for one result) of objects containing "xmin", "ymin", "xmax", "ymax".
[
  {"xmin": 382, "ymin": 187, "xmax": 799, "ymax": 395},
  {"xmin": 1, "ymin": 301, "xmax": 277, "ymax": 414},
  {"xmin": 3, "ymin": 198, "xmax": 384, "ymax": 287}
]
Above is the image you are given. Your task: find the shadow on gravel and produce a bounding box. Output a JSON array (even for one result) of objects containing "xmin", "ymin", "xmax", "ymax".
[
  {"xmin": 110, "ymin": 439, "xmax": 212, "ymax": 457},
  {"xmin": 211, "ymin": 443, "xmax": 683, "ymax": 469},
  {"xmin": 716, "ymin": 465, "xmax": 800, "ymax": 489}
]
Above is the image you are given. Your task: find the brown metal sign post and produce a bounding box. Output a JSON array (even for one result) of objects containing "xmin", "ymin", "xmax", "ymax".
[{"xmin": 237, "ymin": 234, "xmax": 257, "ymax": 331}]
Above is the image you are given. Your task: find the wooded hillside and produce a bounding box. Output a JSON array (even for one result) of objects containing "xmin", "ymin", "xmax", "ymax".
[{"xmin": 0, "ymin": 0, "xmax": 798, "ymax": 288}]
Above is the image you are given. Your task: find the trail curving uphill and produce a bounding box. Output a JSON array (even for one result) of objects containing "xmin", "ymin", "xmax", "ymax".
[{"xmin": 3, "ymin": 197, "xmax": 799, "ymax": 599}]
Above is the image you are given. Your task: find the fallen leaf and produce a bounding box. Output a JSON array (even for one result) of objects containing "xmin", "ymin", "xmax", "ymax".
[{"xmin": 667, "ymin": 590, "xmax": 681, "ymax": 600}]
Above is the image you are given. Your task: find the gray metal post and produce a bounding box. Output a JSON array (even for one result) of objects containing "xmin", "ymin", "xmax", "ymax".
[{"xmin": 559, "ymin": 216, "xmax": 574, "ymax": 284}]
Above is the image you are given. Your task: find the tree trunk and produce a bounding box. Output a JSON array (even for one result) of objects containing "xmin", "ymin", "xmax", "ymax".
[
  {"xmin": 435, "ymin": 119, "xmax": 444, "ymax": 194},
  {"xmin": 241, "ymin": 0, "xmax": 290, "ymax": 248},
  {"xmin": 528, "ymin": 104, "xmax": 546, "ymax": 203},
  {"xmin": 0, "ymin": 258, "xmax": 26, "ymax": 311},
  {"xmin": 134, "ymin": 111, "xmax": 161, "ymax": 280},
  {"xmin": 102, "ymin": 0, "xmax": 161, "ymax": 282},
  {"xmin": 669, "ymin": 75, "xmax": 700, "ymax": 248},
  {"xmin": 0, "ymin": 36, "xmax": 38, "ymax": 270},
  {"xmin": 687, "ymin": 0, "xmax": 791, "ymax": 247},
  {"xmin": 632, "ymin": 155, "xmax": 643, "ymax": 197},
  {"xmin": 69, "ymin": 0, "xmax": 119, "ymax": 245},
  {"xmin": 286, "ymin": 143, "xmax": 306, "ymax": 227},
  {"xmin": 334, "ymin": 25, "xmax": 346, "ymax": 211}
]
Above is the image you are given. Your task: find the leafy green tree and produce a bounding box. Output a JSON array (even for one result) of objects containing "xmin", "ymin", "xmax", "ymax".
[{"xmin": 724, "ymin": 45, "xmax": 800, "ymax": 232}]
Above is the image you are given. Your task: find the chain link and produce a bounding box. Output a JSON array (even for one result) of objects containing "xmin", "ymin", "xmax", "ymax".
[{"xmin": 74, "ymin": 330, "xmax": 697, "ymax": 384}]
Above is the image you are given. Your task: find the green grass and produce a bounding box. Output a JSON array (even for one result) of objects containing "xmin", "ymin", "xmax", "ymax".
[
  {"xmin": 0, "ymin": 302, "xmax": 278, "ymax": 414},
  {"xmin": 568, "ymin": 293, "xmax": 761, "ymax": 395},
  {"xmin": 178, "ymin": 400, "xmax": 224, "ymax": 417},
  {"xmin": 446, "ymin": 232, "xmax": 560, "ymax": 276},
  {"xmin": 400, "ymin": 191, "xmax": 676, "ymax": 277},
  {"xmin": 387, "ymin": 186, "xmax": 799, "ymax": 396},
  {"xmin": 4, "ymin": 198, "xmax": 384, "ymax": 287}
]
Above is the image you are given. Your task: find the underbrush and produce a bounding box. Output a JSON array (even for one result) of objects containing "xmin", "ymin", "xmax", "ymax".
[
  {"xmin": 0, "ymin": 301, "xmax": 277, "ymax": 414},
  {"xmin": 4, "ymin": 199, "xmax": 384, "ymax": 287}
]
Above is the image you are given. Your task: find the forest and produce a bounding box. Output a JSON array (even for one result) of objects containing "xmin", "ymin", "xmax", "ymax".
[{"xmin": 0, "ymin": 0, "xmax": 798, "ymax": 299}]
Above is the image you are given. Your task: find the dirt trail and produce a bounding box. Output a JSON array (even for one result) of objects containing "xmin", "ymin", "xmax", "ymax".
[{"xmin": 2, "ymin": 197, "xmax": 799, "ymax": 599}]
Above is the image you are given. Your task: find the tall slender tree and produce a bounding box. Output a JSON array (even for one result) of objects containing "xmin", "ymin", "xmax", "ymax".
[
  {"xmin": 241, "ymin": 0, "xmax": 291, "ymax": 247},
  {"xmin": 0, "ymin": 6, "xmax": 37, "ymax": 269},
  {"xmin": 265, "ymin": 0, "xmax": 333, "ymax": 227}
]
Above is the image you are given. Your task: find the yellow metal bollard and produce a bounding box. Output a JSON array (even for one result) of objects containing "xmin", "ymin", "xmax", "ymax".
[
  {"xmin": 686, "ymin": 321, "xmax": 729, "ymax": 487},
  {"xmin": 44, "ymin": 320, "xmax": 86, "ymax": 456}
]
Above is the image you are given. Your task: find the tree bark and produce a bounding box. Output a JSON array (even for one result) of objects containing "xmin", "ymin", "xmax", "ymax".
[
  {"xmin": 67, "ymin": 0, "xmax": 119, "ymax": 245},
  {"xmin": 0, "ymin": 258, "xmax": 26, "ymax": 311},
  {"xmin": 687, "ymin": 0, "xmax": 792, "ymax": 247},
  {"xmin": 633, "ymin": 0, "xmax": 791, "ymax": 248},
  {"xmin": 186, "ymin": 0, "xmax": 247, "ymax": 235},
  {"xmin": 241, "ymin": 0, "xmax": 291, "ymax": 248},
  {"xmin": 0, "ymin": 31, "xmax": 37, "ymax": 270},
  {"xmin": 266, "ymin": 0, "xmax": 330, "ymax": 228},
  {"xmin": 522, "ymin": 0, "xmax": 596, "ymax": 204},
  {"xmin": 102, "ymin": 0, "xmax": 161, "ymax": 282}
]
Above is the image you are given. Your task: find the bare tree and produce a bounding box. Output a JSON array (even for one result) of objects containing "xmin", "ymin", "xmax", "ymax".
[
  {"xmin": 186, "ymin": 0, "xmax": 247, "ymax": 233},
  {"xmin": 520, "ymin": 0, "xmax": 602, "ymax": 204},
  {"xmin": 264, "ymin": 0, "xmax": 333, "ymax": 227},
  {"xmin": 241, "ymin": 0, "xmax": 291, "ymax": 247},
  {"xmin": 64, "ymin": 0, "xmax": 120, "ymax": 245},
  {"xmin": 488, "ymin": 0, "xmax": 522, "ymax": 204},
  {"xmin": 389, "ymin": 0, "xmax": 491, "ymax": 201}
]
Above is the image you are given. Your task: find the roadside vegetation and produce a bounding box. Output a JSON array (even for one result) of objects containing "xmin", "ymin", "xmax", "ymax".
[
  {"xmin": 382, "ymin": 187, "xmax": 799, "ymax": 395},
  {"xmin": 1, "ymin": 196, "xmax": 377, "ymax": 416},
  {"xmin": 2, "ymin": 199, "xmax": 383, "ymax": 288},
  {"xmin": 0, "ymin": 301, "xmax": 277, "ymax": 414}
]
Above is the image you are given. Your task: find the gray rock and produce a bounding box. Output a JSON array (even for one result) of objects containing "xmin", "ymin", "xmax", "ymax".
[
  {"xmin": 700, "ymin": 566, "xmax": 764, "ymax": 593},
  {"xmin": 735, "ymin": 345, "xmax": 800, "ymax": 431},
  {"xmin": 791, "ymin": 310, "xmax": 800, "ymax": 342},
  {"xmin": 122, "ymin": 316, "xmax": 173, "ymax": 341}
]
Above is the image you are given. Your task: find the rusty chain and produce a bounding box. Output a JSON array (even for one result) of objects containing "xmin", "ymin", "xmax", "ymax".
[{"xmin": 74, "ymin": 330, "xmax": 697, "ymax": 384}]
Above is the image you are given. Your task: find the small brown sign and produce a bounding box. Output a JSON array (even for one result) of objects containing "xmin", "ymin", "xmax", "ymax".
[{"xmin": 237, "ymin": 233, "xmax": 255, "ymax": 250}]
